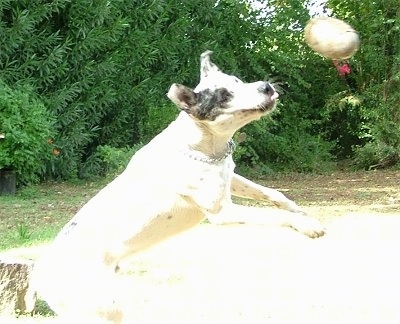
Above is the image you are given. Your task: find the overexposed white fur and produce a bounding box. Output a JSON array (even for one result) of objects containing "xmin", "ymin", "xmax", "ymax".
[{"xmin": 27, "ymin": 51, "xmax": 325, "ymax": 323}]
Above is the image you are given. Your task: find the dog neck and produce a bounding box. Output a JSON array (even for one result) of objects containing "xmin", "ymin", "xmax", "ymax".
[
  {"xmin": 175, "ymin": 112, "xmax": 236, "ymax": 164},
  {"xmin": 184, "ymin": 138, "xmax": 235, "ymax": 164}
]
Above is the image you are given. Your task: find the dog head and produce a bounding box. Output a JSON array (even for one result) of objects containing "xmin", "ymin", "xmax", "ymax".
[{"xmin": 167, "ymin": 51, "xmax": 278, "ymax": 133}]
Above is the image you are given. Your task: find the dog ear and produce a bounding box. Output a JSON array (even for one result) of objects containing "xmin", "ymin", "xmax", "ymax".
[
  {"xmin": 167, "ymin": 83, "xmax": 198, "ymax": 113},
  {"xmin": 200, "ymin": 50, "xmax": 221, "ymax": 79}
]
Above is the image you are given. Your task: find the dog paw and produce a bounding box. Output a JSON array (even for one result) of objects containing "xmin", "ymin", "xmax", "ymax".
[{"xmin": 289, "ymin": 214, "xmax": 326, "ymax": 238}]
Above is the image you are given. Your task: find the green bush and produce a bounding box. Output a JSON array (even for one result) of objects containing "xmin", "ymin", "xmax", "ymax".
[
  {"xmin": 80, "ymin": 144, "xmax": 144, "ymax": 178},
  {"xmin": 233, "ymin": 101, "xmax": 335, "ymax": 175},
  {"xmin": 3, "ymin": 0, "xmax": 398, "ymax": 177},
  {"xmin": 353, "ymin": 141, "xmax": 399, "ymax": 170},
  {"xmin": 326, "ymin": 0, "xmax": 400, "ymax": 168},
  {"xmin": 321, "ymin": 92, "xmax": 365, "ymax": 158},
  {"xmin": 1, "ymin": 0, "xmax": 334, "ymax": 179},
  {"xmin": 139, "ymin": 103, "xmax": 178, "ymax": 143},
  {"xmin": 0, "ymin": 80, "xmax": 54, "ymax": 185}
]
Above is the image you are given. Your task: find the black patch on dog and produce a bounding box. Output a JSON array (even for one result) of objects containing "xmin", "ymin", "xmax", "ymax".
[
  {"xmin": 195, "ymin": 88, "xmax": 233, "ymax": 120},
  {"xmin": 177, "ymin": 87, "xmax": 197, "ymax": 108}
]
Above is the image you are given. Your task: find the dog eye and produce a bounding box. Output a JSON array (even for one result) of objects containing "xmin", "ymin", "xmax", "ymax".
[{"xmin": 218, "ymin": 88, "xmax": 233, "ymax": 102}]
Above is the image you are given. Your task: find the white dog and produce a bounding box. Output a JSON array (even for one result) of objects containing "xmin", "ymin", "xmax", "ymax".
[{"xmin": 27, "ymin": 51, "xmax": 325, "ymax": 323}]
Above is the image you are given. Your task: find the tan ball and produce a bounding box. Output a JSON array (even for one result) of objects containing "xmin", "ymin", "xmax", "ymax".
[{"xmin": 304, "ymin": 17, "xmax": 360, "ymax": 59}]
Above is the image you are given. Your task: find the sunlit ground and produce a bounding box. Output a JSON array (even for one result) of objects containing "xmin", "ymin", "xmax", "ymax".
[{"xmin": 1, "ymin": 170, "xmax": 399, "ymax": 323}]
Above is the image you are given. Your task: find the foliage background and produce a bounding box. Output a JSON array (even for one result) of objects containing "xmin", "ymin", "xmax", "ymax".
[
  {"xmin": 0, "ymin": 0, "xmax": 399, "ymax": 183},
  {"xmin": 0, "ymin": 81, "xmax": 54, "ymax": 184}
]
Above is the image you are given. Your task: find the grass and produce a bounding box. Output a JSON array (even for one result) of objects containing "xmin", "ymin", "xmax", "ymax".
[{"xmin": 0, "ymin": 177, "xmax": 110, "ymax": 251}]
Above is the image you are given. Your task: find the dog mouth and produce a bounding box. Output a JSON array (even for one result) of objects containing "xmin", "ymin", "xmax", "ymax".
[
  {"xmin": 255, "ymin": 103, "xmax": 275, "ymax": 113},
  {"xmin": 254, "ymin": 85, "xmax": 279, "ymax": 112},
  {"xmin": 255, "ymin": 95, "xmax": 278, "ymax": 113}
]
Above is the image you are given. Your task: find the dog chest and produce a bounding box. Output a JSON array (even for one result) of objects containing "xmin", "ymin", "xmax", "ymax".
[
  {"xmin": 175, "ymin": 157, "xmax": 234, "ymax": 214},
  {"xmin": 126, "ymin": 142, "xmax": 235, "ymax": 214}
]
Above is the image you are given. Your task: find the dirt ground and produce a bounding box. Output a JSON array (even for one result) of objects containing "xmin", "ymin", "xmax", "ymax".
[
  {"xmin": 2, "ymin": 170, "xmax": 400, "ymax": 323},
  {"xmin": 264, "ymin": 170, "xmax": 400, "ymax": 219}
]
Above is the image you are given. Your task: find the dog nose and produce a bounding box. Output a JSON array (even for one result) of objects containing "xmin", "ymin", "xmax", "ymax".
[
  {"xmin": 258, "ymin": 82, "xmax": 279, "ymax": 100},
  {"xmin": 258, "ymin": 82, "xmax": 274, "ymax": 95}
]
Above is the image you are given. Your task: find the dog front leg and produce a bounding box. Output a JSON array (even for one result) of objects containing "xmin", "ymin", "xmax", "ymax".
[
  {"xmin": 208, "ymin": 203, "xmax": 325, "ymax": 238},
  {"xmin": 217, "ymin": 173, "xmax": 326, "ymax": 238},
  {"xmin": 231, "ymin": 173, "xmax": 304, "ymax": 213}
]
